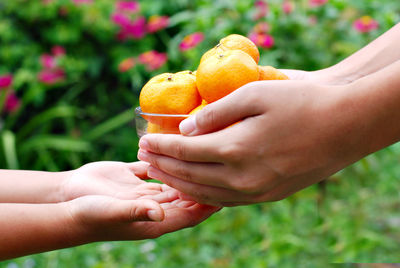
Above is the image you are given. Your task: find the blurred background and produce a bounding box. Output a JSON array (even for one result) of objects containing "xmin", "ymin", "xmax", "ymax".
[{"xmin": 1, "ymin": 0, "xmax": 400, "ymax": 266}]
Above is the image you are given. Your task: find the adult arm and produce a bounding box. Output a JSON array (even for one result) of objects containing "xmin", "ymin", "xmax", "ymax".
[{"xmin": 282, "ymin": 23, "xmax": 400, "ymax": 85}]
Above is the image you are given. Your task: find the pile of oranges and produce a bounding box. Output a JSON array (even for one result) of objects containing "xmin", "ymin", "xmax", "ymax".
[{"xmin": 139, "ymin": 34, "xmax": 288, "ymax": 133}]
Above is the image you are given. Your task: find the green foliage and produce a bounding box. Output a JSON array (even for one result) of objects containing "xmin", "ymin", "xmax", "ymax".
[{"xmin": 0, "ymin": 0, "xmax": 400, "ymax": 266}]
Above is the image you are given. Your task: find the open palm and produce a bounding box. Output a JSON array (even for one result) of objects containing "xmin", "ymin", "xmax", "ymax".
[{"xmin": 62, "ymin": 161, "xmax": 158, "ymax": 202}]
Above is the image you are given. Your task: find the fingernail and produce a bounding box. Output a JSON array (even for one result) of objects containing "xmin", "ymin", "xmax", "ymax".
[
  {"xmin": 139, "ymin": 138, "xmax": 150, "ymax": 150},
  {"xmin": 137, "ymin": 150, "xmax": 150, "ymax": 162},
  {"xmin": 147, "ymin": 210, "xmax": 162, "ymax": 222},
  {"xmin": 147, "ymin": 166, "xmax": 162, "ymax": 180},
  {"xmin": 179, "ymin": 115, "xmax": 196, "ymax": 136}
]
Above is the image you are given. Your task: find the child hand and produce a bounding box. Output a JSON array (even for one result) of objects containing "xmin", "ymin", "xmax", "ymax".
[
  {"xmin": 66, "ymin": 191, "xmax": 219, "ymax": 241},
  {"xmin": 61, "ymin": 161, "xmax": 156, "ymax": 201}
]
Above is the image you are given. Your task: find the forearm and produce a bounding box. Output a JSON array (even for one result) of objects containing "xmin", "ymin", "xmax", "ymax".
[
  {"xmin": 0, "ymin": 170, "xmax": 67, "ymax": 203},
  {"xmin": 0, "ymin": 202, "xmax": 85, "ymax": 260},
  {"xmin": 317, "ymin": 23, "xmax": 400, "ymax": 85},
  {"xmin": 341, "ymin": 59, "xmax": 400, "ymax": 157}
]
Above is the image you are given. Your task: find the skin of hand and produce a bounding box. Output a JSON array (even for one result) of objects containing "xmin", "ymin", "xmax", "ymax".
[
  {"xmin": 137, "ymin": 60, "xmax": 400, "ymax": 206},
  {"xmin": 61, "ymin": 161, "xmax": 157, "ymax": 202},
  {"xmin": 0, "ymin": 185, "xmax": 219, "ymax": 260},
  {"xmin": 0, "ymin": 161, "xmax": 154, "ymax": 203}
]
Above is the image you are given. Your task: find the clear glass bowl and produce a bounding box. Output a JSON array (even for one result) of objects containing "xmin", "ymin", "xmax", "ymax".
[{"xmin": 135, "ymin": 107, "xmax": 189, "ymax": 137}]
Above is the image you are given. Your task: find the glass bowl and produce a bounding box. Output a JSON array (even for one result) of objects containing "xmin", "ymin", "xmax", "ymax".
[{"xmin": 135, "ymin": 107, "xmax": 189, "ymax": 137}]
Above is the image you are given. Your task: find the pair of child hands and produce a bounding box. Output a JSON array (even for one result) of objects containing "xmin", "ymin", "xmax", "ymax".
[{"xmin": 0, "ymin": 161, "xmax": 219, "ymax": 260}]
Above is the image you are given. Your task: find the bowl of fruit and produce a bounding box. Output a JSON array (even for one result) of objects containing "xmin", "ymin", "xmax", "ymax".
[{"xmin": 135, "ymin": 34, "xmax": 288, "ymax": 137}]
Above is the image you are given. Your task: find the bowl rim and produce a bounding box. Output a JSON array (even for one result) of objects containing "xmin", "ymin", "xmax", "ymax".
[{"xmin": 135, "ymin": 107, "xmax": 190, "ymax": 118}]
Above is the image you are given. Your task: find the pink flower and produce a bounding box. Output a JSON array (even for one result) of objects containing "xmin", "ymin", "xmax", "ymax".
[
  {"xmin": 179, "ymin": 32, "xmax": 204, "ymax": 52},
  {"xmin": 115, "ymin": 16, "xmax": 147, "ymax": 40},
  {"xmin": 72, "ymin": 0, "xmax": 93, "ymax": 5},
  {"xmin": 249, "ymin": 32, "xmax": 274, "ymax": 49},
  {"xmin": 118, "ymin": 57, "xmax": 136, "ymax": 72},
  {"xmin": 353, "ymin": 16, "xmax": 379, "ymax": 33},
  {"xmin": 0, "ymin": 74, "xmax": 13, "ymax": 89},
  {"xmin": 147, "ymin": 15, "xmax": 170, "ymax": 33},
  {"xmin": 253, "ymin": 22, "xmax": 270, "ymax": 33},
  {"xmin": 111, "ymin": 13, "xmax": 131, "ymax": 27},
  {"xmin": 38, "ymin": 69, "xmax": 65, "ymax": 85},
  {"xmin": 52, "ymin": 46, "xmax": 66, "ymax": 57},
  {"xmin": 116, "ymin": 1, "xmax": 140, "ymax": 14},
  {"xmin": 40, "ymin": 54, "xmax": 56, "ymax": 69},
  {"xmin": 254, "ymin": 0, "xmax": 268, "ymax": 20},
  {"xmin": 282, "ymin": 1, "xmax": 295, "ymax": 14},
  {"xmin": 5, "ymin": 92, "xmax": 20, "ymax": 113},
  {"xmin": 309, "ymin": 0, "xmax": 328, "ymax": 7},
  {"xmin": 139, "ymin": 51, "xmax": 167, "ymax": 71}
]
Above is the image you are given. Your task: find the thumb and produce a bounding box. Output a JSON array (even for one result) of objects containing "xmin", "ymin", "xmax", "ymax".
[
  {"xmin": 109, "ymin": 199, "xmax": 165, "ymax": 222},
  {"xmin": 179, "ymin": 83, "xmax": 263, "ymax": 136}
]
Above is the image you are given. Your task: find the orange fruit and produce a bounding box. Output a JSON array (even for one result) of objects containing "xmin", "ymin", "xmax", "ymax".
[
  {"xmin": 196, "ymin": 50, "xmax": 259, "ymax": 103},
  {"xmin": 189, "ymin": 99, "xmax": 208, "ymax": 115},
  {"xmin": 139, "ymin": 72, "xmax": 201, "ymax": 115},
  {"xmin": 258, "ymin": 66, "xmax": 289, "ymax": 80},
  {"xmin": 200, "ymin": 34, "xmax": 260, "ymax": 64},
  {"xmin": 176, "ymin": 70, "xmax": 196, "ymax": 82},
  {"xmin": 147, "ymin": 122, "xmax": 162, "ymax": 133},
  {"xmin": 147, "ymin": 122, "xmax": 181, "ymax": 134}
]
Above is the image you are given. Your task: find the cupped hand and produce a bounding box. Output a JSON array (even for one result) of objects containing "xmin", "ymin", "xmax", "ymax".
[
  {"xmin": 61, "ymin": 161, "xmax": 157, "ymax": 202},
  {"xmin": 66, "ymin": 188, "xmax": 219, "ymax": 241},
  {"xmin": 137, "ymin": 80, "xmax": 365, "ymax": 206}
]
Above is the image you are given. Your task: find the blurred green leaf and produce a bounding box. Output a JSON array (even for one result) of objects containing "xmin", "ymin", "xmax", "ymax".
[
  {"xmin": 1, "ymin": 130, "xmax": 19, "ymax": 169},
  {"xmin": 83, "ymin": 109, "xmax": 135, "ymax": 141},
  {"xmin": 17, "ymin": 106, "xmax": 80, "ymax": 139},
  {"xmin": 20, "ymin": 135, "xmax": 91, "ymax": 153}
]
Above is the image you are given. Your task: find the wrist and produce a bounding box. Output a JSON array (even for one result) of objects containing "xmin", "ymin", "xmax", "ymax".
[
  {"xmin": 312, "ymin": 65, "xmax": 364, "ymax": 86},
  {"xmin": 58, "ymin": 170, "xmax": 74, "ymax": 202},
  {"xmin": 328, "ymin": 63, "xmax": 400, "ymax": 164},
  {"xmin": 61, "ymin": 200, "xmax": 94, "ymax": 245}
]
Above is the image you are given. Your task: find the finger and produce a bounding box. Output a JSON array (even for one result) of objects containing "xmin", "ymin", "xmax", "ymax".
[
  {"xmin": 139, "ymin": 133, "xmax": 225, "ymax": 162},
  {"xmin": 178, "ymin": 192, "xmax": 251, "ymax": 207},
  {"xmin": 147, "ymin": 166, "xmax": 255, "ymax": 206},
  {"xmin": 110, "ymin": 199, "xmax": 165, "ymax": 222},
  {"xmin": 126, "ymin": 161, "xmax": 150, "ymax": 179},
  {"xmin": 178, "ymin": 82, "xmax": 264, "ymax": 136},
  {"xmin": 133, "ymin": 204, "xmax": 219, "ymax": 239},
  {"xmin": 138, "ymin": 149, "xmax": 230, "ymax": 188},
  {"xmin": 277, "ymin": 69, "xmax": 308, "ymax": 80},
  {"xmin": 160, "ymin": 200, "xmax": 197, "ymax": 210},
  {"xmin": 138, "ymin": 189, "xmax": 180, "ymax": 203},
  {"xmin": 133, "ymin": 182, "xmax": 164, "ymax": 191}
]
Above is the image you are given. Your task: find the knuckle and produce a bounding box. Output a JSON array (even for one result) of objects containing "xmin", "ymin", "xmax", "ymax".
[
  {"xmin": 129, "ymin": 205, "xmax": 140, "ymax": 221},
  {"xmin": 173, "ymin": 162, "xmax": 193, "ymax": 181},
  {"xmin": 217, "ymin": 143, "xmax": 242, "ymax": 163},
  {"xmin": 149, "ymin": 155, "xmax": 160, "ymax": 168},
  {"xmin": 197, "ymin": 106, "xmax": 217, "ymax": 129},
  {"xmin": 149, "ymin": 137, "xmax": 161, "ymax": 154},
  {"xmin": 170, "ymin": 140, "xmax": 186, "ymax": 160},
  {"xmin": 228, "ymin": 175, "xmax": 261, "ymax": 194}
]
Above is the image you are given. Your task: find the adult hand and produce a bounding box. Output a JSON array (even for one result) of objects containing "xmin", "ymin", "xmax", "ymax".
[
  {"xmin": 61, "ymin": 161, "xmax": 156, "ymax": 201},
  {"xmin": 137, "ymin": 80, "xmax": 366, "ymax": 206},
  {"xmin": 67, "ymin": 192, "xmax": 219, "ymax": 241}
]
